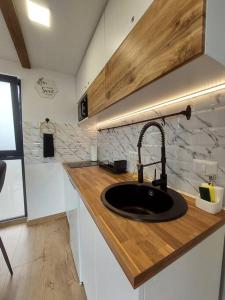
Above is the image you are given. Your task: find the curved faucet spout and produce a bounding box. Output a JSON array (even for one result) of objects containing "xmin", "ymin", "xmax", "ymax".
[{"xmin": 137, "ymin": 121, "xmax": 167, "ymax": 191}]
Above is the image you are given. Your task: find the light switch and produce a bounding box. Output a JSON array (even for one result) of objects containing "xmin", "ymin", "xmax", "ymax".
[{"xmin": 193, "ymin": 159, "xmax": 218, "ymax": 176}]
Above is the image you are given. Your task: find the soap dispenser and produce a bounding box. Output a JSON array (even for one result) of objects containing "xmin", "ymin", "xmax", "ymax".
[
  {"xmin": 193, "ymin": 159, "xmax": 224, "ymax": 213},
  {"xmin": 196, "ymin": 174, "xmax": 224, "ymax": 214},
  {"xmin": 90, "ymin": 144, "xmax": 97, "ymax": 162}
]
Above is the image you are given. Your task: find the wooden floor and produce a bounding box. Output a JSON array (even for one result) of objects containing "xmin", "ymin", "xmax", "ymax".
[{"xmin": 0, "ymin": 217, "xmax": 86, "ymax": 300}]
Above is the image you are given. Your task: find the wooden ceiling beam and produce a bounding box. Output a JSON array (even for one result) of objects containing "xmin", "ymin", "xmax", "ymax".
[{"xmin": 0, "ymin": 0, "xmax": 31, "ymax": 68}]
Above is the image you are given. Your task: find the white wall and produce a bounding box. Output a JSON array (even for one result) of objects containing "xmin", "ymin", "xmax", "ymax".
[
  {"xmin": 0, "ymin": 58, "xmax": 77, "ymax": 123},
  {"xmin": 25, "ymin": 162, "xmax": 65, "ymax": 220},
  {"xmin": 0, "ymin": 59, "xmax": 78, "ymax": 220},
  {"xmin": 0, "ymin": 159, "xmax": 25, "ymax": 221}
]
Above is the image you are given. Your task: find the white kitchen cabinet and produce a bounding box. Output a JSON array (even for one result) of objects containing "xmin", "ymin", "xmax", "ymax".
[
  {"xmin": 79, "ymin": 202, "xmax": 225, "ymax": 300},
  {"xmin": 95, "ymin": 227, "xmax": 140, "ymax": 300},
  {"xmin": 79, "ymin": 200, "xmax": 97, "ymax": 300},
  {"xmin": 64, "ymin": 173, "xmax": 81, "ymax": 280},
  {"xmin": 64, "ymin": 172, "xmax": 70, "ymax": 221},
  {"xmin": 64, "ymin": 172, "xmax": 78, "ymax": 221},
  {"xmin": 79, "ymin": 198, "xmax": 140, "ymax": 300},
  {"xmin": 104, "ymin": 0, "xmax": 154, "ymax": 61},
  {"xmin": 64, "ymin": 169, "xmax": 225, "ymax": 300},
  {"xmin": 76, "ymin": 0, "xmax": 153, "ymax": 101},
  {"xmin": 143, "ymin": 225, "xmax": 225, "ymax": 300},
  {"xmin": 76, "ymin": 14, "xmax": 105, "ymax": 101},
  {"xmin": 69, "ymin": 205, "xmax": 81, "ymax": 280},
  {"xmin": 76, "ymin": 55, "xmax": 88, "ymax": 101},
  {"xmin": 85, "ymin": 14, "xmax": 106, "ymax": 86}
]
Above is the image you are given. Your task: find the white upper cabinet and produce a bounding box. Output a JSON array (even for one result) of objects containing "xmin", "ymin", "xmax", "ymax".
[
  {"xmin": 205, "ymin": 0, "xmax": 225, "ymax": 67},
  {"xmin": 104, "ymin": 0, "xmax": 154, "ymax": 61},
  {"xmin": 76, "ymin": 0, "xmax": 153, "ymax": 101},
  {"xmin": 85, "ymin": 14, "xmax": 106, "ymax": 86},
  {"xmin": 76, "ymin": 14, "xmax": 105, "ymax": 101},
  {"xmin": 76, "ymin": 55, "xmax": 88, "ymax": 101}
]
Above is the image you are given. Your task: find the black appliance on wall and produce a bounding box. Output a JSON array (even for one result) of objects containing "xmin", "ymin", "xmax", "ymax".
[{"xmin": 78, "ymin": 94, "xmax": 88, "ymax": 122}]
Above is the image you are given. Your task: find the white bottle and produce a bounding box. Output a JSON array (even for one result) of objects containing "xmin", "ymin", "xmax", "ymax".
[{"xmin": 90, "ymin": 144, "xmax": 97, "ymax": 161}]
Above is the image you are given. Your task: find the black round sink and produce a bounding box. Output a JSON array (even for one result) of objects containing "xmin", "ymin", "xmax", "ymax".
[{"xmin": 101, "ymin": 182, "xmax": 188, "ymax": 222}]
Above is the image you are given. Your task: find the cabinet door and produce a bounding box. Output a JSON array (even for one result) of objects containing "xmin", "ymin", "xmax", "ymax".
[
  {"xmin": 76, "ymin": 56, "xmax": 89, "ymax": 101},
  {"xmin": 64, "ymin": 173, "xmax": 72, "ymax": 222},
  {"xmin": 143, "ymin": 226, "xmax": 225, "ymax": 300},
  {"xmin": 95, "ymin": 228, "xmax": 140, "ymax": 300},
  {"xmin": 79, "ymin": 200, "xmax": 97, "ymax": 300},
  {"xmin": 69, "ymin": 203, "xmax": 81, "ymax": 281},
  {"xmin": 64, "ymin": 175, "xmax": 79, "ymax": 213},
  {"xmin": 76, "ymin": 14, "xmax": 105, "ymax": 101},
  {"xmin": 105, "ymin": 0, "xmax": 205, "ymax": 106},
  {"xmin": 85, "ymin": 14, "xmax": 106, "ymax": 86},
  {"xmin": 87, "ymin": 68, "xmax": 106, "ymax": 116},
  {"xmin": 105, "ymin": 0, "xmax": 153, "ymax": 62},
  {"xmin": 64, "ymin": 173, "xmax": 81, "ymax": 280}
]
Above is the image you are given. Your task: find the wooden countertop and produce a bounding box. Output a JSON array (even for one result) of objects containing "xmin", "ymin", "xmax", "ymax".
[{"xmin": 64, "ymin": 166, "xmax": 225, "ymax": 288}]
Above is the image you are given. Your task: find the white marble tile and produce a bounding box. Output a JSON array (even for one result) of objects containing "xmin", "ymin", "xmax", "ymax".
[
  {"xmin": 23, "ymin": 122, "xmax": 96, "ymax": 164},
  {"xmin": 97, "ymin": 91, "xmax": 225, "ymax": 197}
]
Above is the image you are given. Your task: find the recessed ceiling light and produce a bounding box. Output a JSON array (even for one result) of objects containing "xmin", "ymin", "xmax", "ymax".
[{"xmin": 27, "ymin": 1, "xmax": 50, "ymax": 27}]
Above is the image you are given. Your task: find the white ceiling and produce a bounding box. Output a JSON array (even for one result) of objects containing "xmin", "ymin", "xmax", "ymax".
[{"xmin": 0, "ymin": 0, "xmax": 107, "ymax": 75}]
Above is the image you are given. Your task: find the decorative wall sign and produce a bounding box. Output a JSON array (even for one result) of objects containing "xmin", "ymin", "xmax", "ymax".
[{"xmin": 35, "ymin": 77, "xmax": 58, "ymax": 99}]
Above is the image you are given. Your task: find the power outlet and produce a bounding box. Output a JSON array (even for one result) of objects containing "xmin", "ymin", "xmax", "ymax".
[{"xmin": 193, "ymin": 159, "xmax": 218, "ymax": 176}]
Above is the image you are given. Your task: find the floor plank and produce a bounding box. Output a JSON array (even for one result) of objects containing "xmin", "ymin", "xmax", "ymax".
[{"xmin": 0, "ymin": 217, "xmax": 86, "ymax": 300}]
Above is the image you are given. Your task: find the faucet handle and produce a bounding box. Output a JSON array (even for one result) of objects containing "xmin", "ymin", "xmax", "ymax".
[
  {"xmin": 152, "ymin": 169, "xmax": 161, "ymax": 187},
  {"xmin": 137, "ymin": 163, "xmax": 144, "ymax": 183}
]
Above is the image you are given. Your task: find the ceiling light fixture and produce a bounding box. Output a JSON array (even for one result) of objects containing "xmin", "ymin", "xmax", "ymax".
[
  {"xmin": 97, "ymin": 82, "xmax": 225, "ymax": 129},
  {"xmin": 27, "ymin": 1, "xmax": 50, "ymax": 27}
]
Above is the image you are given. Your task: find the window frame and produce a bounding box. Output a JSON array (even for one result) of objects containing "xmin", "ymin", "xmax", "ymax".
[{"xmin": 0, "ymin": 74, "xmax": 23, "ymax": 159}]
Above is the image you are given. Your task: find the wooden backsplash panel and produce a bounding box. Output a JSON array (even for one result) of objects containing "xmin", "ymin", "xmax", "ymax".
[{"xmin": 105, "ymin": 0, "xmax": 205, "ymax": 106}]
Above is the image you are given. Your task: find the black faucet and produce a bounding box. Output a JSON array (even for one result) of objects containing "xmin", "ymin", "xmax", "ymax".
[{"xmin": 137, "ymin": 121, "xmax": 167, "ymax": 191}]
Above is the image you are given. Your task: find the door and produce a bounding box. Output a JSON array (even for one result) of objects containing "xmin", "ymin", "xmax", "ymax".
[
  {"xmin": 95, "ymin": 227, "xmax": 140, "ymax": 300},
  {"xmin": 0, "ymin": 74, "xmax": 26, "ymax": 221},
  {"xmin": 79, "ymin": 200, "xmax": 97, "ymax": 300},
  {"xmin": 64, "ymin": 172, "xmax": 81, "ymax": 280},
  {"xmin": 85, "ymin": 14, "xmax": 106, "ymax": 86}
]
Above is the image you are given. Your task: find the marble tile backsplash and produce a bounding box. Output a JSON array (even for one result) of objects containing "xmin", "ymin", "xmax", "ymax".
[
  {"xmin": 23, "ymin": 122, "xmax": 97, "ymax": 164},
  {"xmin": 23, "ymin": 90, "xmax": 225, "ymax": 201},
  {"xmin": 97, "ymin": 91, "xmax": 225, "ymax": 200}
]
